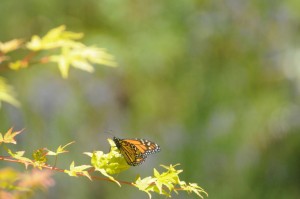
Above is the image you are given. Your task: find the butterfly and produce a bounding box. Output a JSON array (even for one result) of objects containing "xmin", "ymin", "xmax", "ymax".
[{"xmin": 113, "ymin": 136, "xmax": 160, "ymax": 166}]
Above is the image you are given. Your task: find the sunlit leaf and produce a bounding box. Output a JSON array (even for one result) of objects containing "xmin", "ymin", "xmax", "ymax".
[
  {"xmin": 71, "ymin": 60, "xmax": 94, "ymax": 72},
  {"xmin": 9, "ymin": 60, "xmax": 29, "ymax": 70},
  {"xmin": 26, "ymin": 25, "xmax": 83, "ymax": 51},
  {"xmin": 26, "ymin": 35, "xmax": 42, "ymax": 51},
  {"xmin": 179, "ymin": 181, "xmax": 208, "ymax": 199},
  {"xmin": 85, "ymin": 139, "xmax": 130, "ymax": 175},
  {"xmin": 32, "ymin": 148, "xmax": 48, "ymax": 162},
  {"xmin": 133, "ymin": 164, "xmax": 207, "ymax": 199},
  {"xmin": 0, "ymin": 128, "xmax": 22, "ymax": 144},
  {"xmin": 7, "ymin": 149, "xmax": 33, "ymax": 169},
  {"xmin": 134, "ymin": 176, "xmax": 157, "ymax": 199},
  {"xmin": 32, "ymin": 148, "xmax": 48, "ymax": 169},
  {"xmin": 0, "ymin": 39, "xmax": 23, "ymax": 53},
  {"xmin": 0, "ymin": 168, "xmax": 20, "ymax": 185},
  {"xmin": 46, "ymin": 141, "xmax": 75, "ymax": 156},
  {"xmin": 50, "ymin": 54, "xmax": 69, "ymax": 78},
  {"xmin": 84, "ymin": 139, "xmax": 130, "ymax": 186},
  {"xmin": 50, "ymin": 45, "xmax": 117, "ymax": 78},
  {"xmin": 64, "ymin": 161, "xmax": 92, "ymax": 180},
  {"xmin": 155, "ymin": 164, "xmax": 182, "ymax": 191},
  {"xmin": 0, "ymin": 77, "xmax": 20, "ymax": 108},
  {"xmin": 26, "ymin": 25, "xmax": 117, "ymax": 78},
  {"xmin": 96, "ymin": 168, "xmax": 121, "ymax": 186},
  {"xmin": 75, "ymin": 46, "xmax": 117, "ymax": 67}
]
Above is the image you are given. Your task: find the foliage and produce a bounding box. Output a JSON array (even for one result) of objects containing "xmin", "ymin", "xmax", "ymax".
[
  {"xmin": 26, "ymin": 25, "xmax": 117, "ymax": 78},
  {"xmin": 0, "ymin": 127, "xmax": 22, "ymax": 144},
  {"xmin": 64, "ymin": 161, "xmax": 92, "ymax": 180},
  {"xmin": 0, "ymin": 25, "xmax": 116, "ymax": 108},
  {"xmin": 0, "ymin": 127, "xmax": 207, "ymax": 198},
  {"xmin": 0, "ymin": 77, "xmax": 20, "ymax": 108},
  {"xmin": 2, "ymin": 1, "xmax": 300, "ymax": 199},
  {"xmin": 134, "ymin": 164, "xmax": 208, "ymax": 198},
  {"xmin": 0, "ymin": 25, "xmax": 207, "ymax": 197}
]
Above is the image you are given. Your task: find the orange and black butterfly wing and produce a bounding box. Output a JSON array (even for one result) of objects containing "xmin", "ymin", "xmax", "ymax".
[
  {"xmin": 119, "ymin": 140, "xmax": 147, "ymax": 166},
  {"xmin": 122, "ymin": 150, "xmax": 146, "ymax": 166},
  {"xmin": 113, "ymin": 137, "xmax": 160, "ymax": 166},
  {"xmin": 122, "ymin": 138, "xmax": 160, "ymax": 156}
]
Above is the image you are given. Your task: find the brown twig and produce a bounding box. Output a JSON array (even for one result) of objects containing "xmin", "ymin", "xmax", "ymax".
[
  {"xmin": 0, "ymin": 155, "xmax": 133, "ymax": 186},
  {"xmin": 0, "ymin": 51, "xmax": 52, "ymax": 73}
]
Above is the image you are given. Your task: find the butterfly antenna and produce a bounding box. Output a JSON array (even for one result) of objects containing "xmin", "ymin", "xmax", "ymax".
[{"xmin": 104, "ymin": 129, "xmax": 115, "ymax": 138}]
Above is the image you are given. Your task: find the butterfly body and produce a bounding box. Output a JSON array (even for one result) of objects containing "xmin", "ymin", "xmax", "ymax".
[{"xmin": 113, "ymin": 137, "xmax": 160, "ymax": 166}]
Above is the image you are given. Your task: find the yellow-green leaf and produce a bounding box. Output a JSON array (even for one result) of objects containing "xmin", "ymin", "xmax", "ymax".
[
  {"xmin": 50, "ymin": 45, "xmax": 116, "ymax": 78},
  {"xmin": 0, "ymin": 77, "xmax": 20, "ymax": 108},
  {"xmin": 64, "ymin": 161, "xmax": 92, "ymax": 180},
  {"xmin": 133, "ymin": 164, "xmax": 207, "ymax": 198},
  {"xmin": 9, "ymin": 60, "xmax": 29, "ymax": 70},
  {"xmin": 32, "ymin": 148, "xmax": 48, "ymax": 169},
  {"xmin": 7, "ymin": 149, "xmax": 33, "ymax": 169},
  {"xmin": 180, "ymin": 181, "xmax": 208, "ymax": 199},
  {"xmin": 26, "ymin": 25, "xmax": 117, "ymax": 78},
  {"xmin": 85, "ymin": 139, "xmax": 130, "ymax": 175},
  {"xmin": 134, "ymin": 176, "xmax": 157, "ymax": 199},
  {"xmin": 46, "ymin": 141, "xmax": 75, "ymax": 156},
  {"xmin": 26, "ymin": 25, "xmax": 83, "ymax": 51},
  {"xmin": 0, "ymin": 128, "xmax": 22, "ymax": 144},
  {"xmin": 0, "ymin": 39, "xmax": 23, "ymax": 53}
]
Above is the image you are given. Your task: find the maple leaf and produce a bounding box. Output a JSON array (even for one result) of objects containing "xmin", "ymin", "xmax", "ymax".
[
  {"xmin": 64, "ymin": 161, "xmax": 92, "ymax": 180},
  {"xmin": 0, "ymin": 128, "xmax": 22, "ymax": 144},
  {"xmin": 0, "ymin": 39, "xmax": 23, "ymax": 53},
  {"xmin": 7, "ymin": 149, "xmax": 33, "ymax": 169},
  {"xmin": 46, "ymin": 141, "xmax": 75, "ymax": 156},
  {"xmin": 0, "ymin": 77, "xmax": 20, "ymax": 108}
]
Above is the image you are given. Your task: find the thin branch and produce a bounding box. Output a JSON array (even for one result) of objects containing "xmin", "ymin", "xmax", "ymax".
[
  {"xmin": 0, "ymin": 51, "xmax": 51, "ymax": 73},
  {"xmin": 0, "ymin": 155, "xmax": 134, "ymax": 186}
]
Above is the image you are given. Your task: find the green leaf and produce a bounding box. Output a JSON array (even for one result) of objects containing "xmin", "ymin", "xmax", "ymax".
[
  {"xmin": 0, "ymin": 77, "xmax": 20, "ymax": 108},
  {"xmin": 180, "ymin": 181, "xmax": 208, "ymax": 199},
  {"xmin": 64, "ymin": 161, "xmax": 92, "ymax": 180},
  {"xmin": 0, "ymin": 168, "xmax": 20, "ymax": 185},
  {"xmin": 75, "ymin": 46, "xmax": 117, "ymax": 67},
  {"xmin": 50, "ymin": 44, "xmax": 117, "ymax": 78},
  {"xmin": 32, "ymin": 148, "xmax": 48, "ymax": 169},
  {"xmin": 84, "ymin": 139, "xmax": 130, "ymax": 186},
  {"xmin": 133, "ymin": 164, "xmax": 208, "ymax": 199},
  {"xmin": 0, "ymin": 39, "xmax": 23, "ymax": 53},
  {"xmin": 32, "ymin": 148, "xmax": 48, "ymax": 162},
  {"xmin": 26, "ymin": 25, "xmax": 83, "ymax": 51},
  {"xmin": 46, "ymin": 141, "xmax": 75, "ymax": 156},
  {"xmin": 155, "ymin": 164, "xmax": 182, "ymax": 191},
  {"xmin": 9, "ymin": 60, "xmax": 29, "ymax": 70},
  {"xmin": 26, "ymin": 25, "xmax": 117, "ymax": 78},
  {"xmin": 85, "ymin": 139, "xmax": 130, "ymax": 175},
  {"xmin": 7, "ymin": 149, "xmax": 33, "ymax": 169},
  {"xmin": 0, "ymin": 128, "xmax": 22, "ymax": 144},
  {"xmin": 96, "ymin": 168, "xmax": 121, "ymax": 187},
  {"xmin": 134, "ymin": 176, "xmax": 157, "ymax": 199}
]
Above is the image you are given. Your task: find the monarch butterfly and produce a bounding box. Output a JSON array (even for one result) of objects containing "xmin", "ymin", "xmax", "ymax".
[{"xmin": 113, "ymin": 136, "xmax": 160, "ymax": 166}]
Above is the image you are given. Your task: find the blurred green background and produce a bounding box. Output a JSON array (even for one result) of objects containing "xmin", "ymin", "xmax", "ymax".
[{"xmin": 1, "ymin": 0, "xmax": 300, "ymax": 198}]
